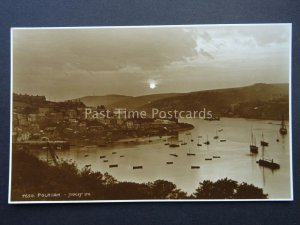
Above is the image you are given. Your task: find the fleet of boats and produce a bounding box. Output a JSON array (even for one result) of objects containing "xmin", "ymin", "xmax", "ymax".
[
  {"xmin": 77, "ymin": 116, "xmax": 287, "ymax": 173},
  {"xmin": 249, "ymin": 116, "xmax": 288, "ymax": 170}
]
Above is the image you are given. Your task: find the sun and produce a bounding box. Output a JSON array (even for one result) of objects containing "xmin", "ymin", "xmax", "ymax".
[{"xmin": 149, "ymin": 81, "xmax": 156, "ymax": 89}]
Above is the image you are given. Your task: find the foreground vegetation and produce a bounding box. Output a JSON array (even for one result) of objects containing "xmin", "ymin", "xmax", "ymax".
[{"xmin": 11, "ymin": 151, "xmax": 268, "ymax": 201}]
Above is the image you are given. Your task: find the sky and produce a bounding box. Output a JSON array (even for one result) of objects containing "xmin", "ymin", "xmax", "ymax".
[{"xmin": 12, "ymin": 24, "xmax": 291, "ymax": 101}]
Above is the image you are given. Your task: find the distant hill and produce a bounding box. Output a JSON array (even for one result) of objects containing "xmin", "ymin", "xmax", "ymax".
[
  {"xmin": 74, "ymin": 93, "xmax": 181, "ymax": 109},
  {"xmin": 108, "ymin": 93, "xmax": 181, "ymax": 110},
  {"xmin": 76, "ymin": 95, "xmax": 131, "ymax": 107},
  {"xmin": 138, "ymin": 83, "xmax": 289, "ymax": 120},
  {"xmin": 271, "ymin": 83, "xmax": 289, "ymax": 93},
  {"xmin": 72, "ymin": 83, "xmax": 289, "ymax": 120},
  {"xmin": 140, "ymin": 83, "xmax": 288, "ymax": 110}
]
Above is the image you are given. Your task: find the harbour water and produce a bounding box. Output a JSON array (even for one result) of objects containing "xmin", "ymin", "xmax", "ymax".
[{"xmin": 32, "ymin": 117, "xmax": 291, "ymax": 199}]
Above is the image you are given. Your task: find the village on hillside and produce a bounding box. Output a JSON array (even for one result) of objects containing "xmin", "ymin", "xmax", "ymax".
[{"xmin": 12, "ymin": 93, "xmax": 194, "ymax": 148}]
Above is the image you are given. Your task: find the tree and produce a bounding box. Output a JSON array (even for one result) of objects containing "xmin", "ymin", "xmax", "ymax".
[
  {"xmin": 193, "ymin": 180, "xmax": 216, "ymax": 199},
  {"xmin": 167, "ymin": 188, "xmax": 188, "ymax": 199},
  {"xmin": 193, "ymin": 178, "xmax": 268, "ymax": 199},
  {"xmin": 148, "ymin": 180, "xmax": 177, "ymax": 199},
  {"xmin": 212, "ymin": 178, "xmax": 238, "ymax": 199},
  {"xmin": 234, "ymin": 182, "xmax": 268, "ymax": 199}
]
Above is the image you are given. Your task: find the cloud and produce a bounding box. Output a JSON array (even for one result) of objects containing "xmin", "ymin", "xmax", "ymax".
[
  {"xmin": 198, "ymin": 48, "xmax": 214, "ymax": 59},
  {"xmin": 12, "ymin": 25, "xmax": 291, "ymax": 100},
  {"xmin": 13, "ymin": 28, "xmax": 198, "ymax": 73}
]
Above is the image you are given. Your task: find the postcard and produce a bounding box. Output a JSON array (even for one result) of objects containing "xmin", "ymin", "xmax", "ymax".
[{"xmin": 9, "ymin": 24, "xmax": 292, "ymax": 203}]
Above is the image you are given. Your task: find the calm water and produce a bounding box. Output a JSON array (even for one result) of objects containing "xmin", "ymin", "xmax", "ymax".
[{"xmin": 33, "ymin": 118, "xmax": 291, "ymax": 199}]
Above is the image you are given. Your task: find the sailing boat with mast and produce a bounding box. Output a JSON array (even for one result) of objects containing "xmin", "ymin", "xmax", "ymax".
[
  {"xmin": 187, "ymin": 144, "xmax": 195, "ymax": 156},
  {"xmin": 260, "ymin": 132, "xmax": 269, "ymax": 147},
  {"xmin": 197, "ymin": 136, "xmax": 202, "ymax": 146},
  {"xmin": 279, "ymin": 113, "xmax": 287, "ymax": 135},
  {"xmin": 190, "ymin": 134, "xmax": 194, "ymax": 142},
  {"xmin": 187, "ymin": 151, "xmax": 196, "ymax": 156},
  {"xmin": 169, "ymin": 143, "xmax": 180, "ymax": 147},
  {"xmin": 213, "ymin": 130, "xmax": 219, "ymax": 139},
  {"xmin": 256, "ymin": 146, "xmax": 280, "ymax": 170},
  {"xmin": 250, "ymin": 131, "xmax": 258, "ymax": 154},
  {"xmin": 204, "ymin": 135, "xmax": 210, "ymax": 145},
  {"xmin": 180, "ymin": 135, "xmax": 187, "ymax": 145}
]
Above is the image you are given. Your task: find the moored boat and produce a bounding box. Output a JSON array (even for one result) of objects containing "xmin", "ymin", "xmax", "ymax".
[
  {"xmin": 250, "ymin": 130, "xmax": 258, "ymax": 154},
  {"xmin": 191, "ymin": 166, "xmax": 200, "ymax": 169},
  {"xmin": 256, "ymin": 145, "xmax": 280, "ymax": 170},
  {"xmin": 169, "ymin": 144, "xmax": 180, "ymax": 147},
  {"xmin": 279, "ymin": 114, "xmax": 287, "ymax": 135},
  {"xmin": 109, "ymin": 164, "xmax": 118, "ymax": 168},
  {"xmin": 204, "ymin": 135, "xmax": 210, "ymax": 145},
  {"xmin": 257, "ymin": 159, "xmax": 280, "ymax": 170},
  {"xmin": 260, "ymin": 133, "xmax": 269, "ymax": 147},
  {"xmin": 213, "ymin": 130, "xmax": 219, "ymax": 139},
  {"xmin": 133, "ymin": 166, "xmax": 143, "ymax": 169}
]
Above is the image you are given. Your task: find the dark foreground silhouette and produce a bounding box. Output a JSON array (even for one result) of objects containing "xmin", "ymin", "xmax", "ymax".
[{"xmin": 11, "ymin": 151, "xmax": 268, "ymax": 201}]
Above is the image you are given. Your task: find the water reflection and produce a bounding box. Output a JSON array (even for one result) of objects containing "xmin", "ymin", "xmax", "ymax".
[{"xmin": 31, "ymin": 118, "xmax": 291, "ymax": 199}]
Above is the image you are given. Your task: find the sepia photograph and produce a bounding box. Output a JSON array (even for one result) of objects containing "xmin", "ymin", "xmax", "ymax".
[{"xmin": 9, "ymin": 24, "xmax": 292, "ymax": 203}]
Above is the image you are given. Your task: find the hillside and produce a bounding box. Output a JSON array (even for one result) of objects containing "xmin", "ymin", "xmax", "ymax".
[
  {"xmin": 76, "ymin": 95, "xmax": 131, "ymax": 107},
  {"xmin": 72, "ymin": 83, "xmax": 289, "ymax": 120},
  {"xmin": 107, "ymin": 93, "xmax": 181, "ymax": 110},
  {"xmin": 272, "ymin": 83, "xmax": 289, "ymax": 93},
  {"xmin": 138, "ymin": 83, "xmax": 289, "ymax": 120},
  {"xmin": 74, "ymin": 93, "xmax": 181, "ymax": 109}
]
